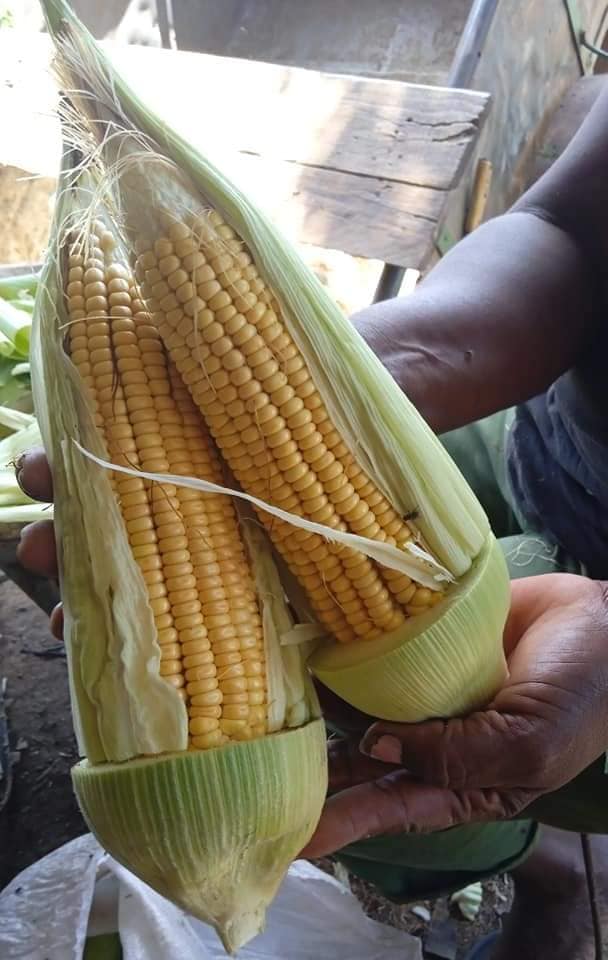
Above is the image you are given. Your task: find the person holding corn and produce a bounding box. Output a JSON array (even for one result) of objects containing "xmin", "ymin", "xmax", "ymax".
[{"xmin": 16, "ymin": 76, "xmax": 608, "ymax": 960}]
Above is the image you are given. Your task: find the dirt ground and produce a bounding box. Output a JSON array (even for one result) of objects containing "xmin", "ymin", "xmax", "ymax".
[
  {"xmin": 0, "ymin": 577, "xmax": 82, "ymax": 889},
  {"xmin": 0, "ymin": 572, "xmax": 512, "ymax": 958}
]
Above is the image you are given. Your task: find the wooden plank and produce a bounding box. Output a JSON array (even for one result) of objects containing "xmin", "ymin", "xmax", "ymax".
[
  {"xmin": 0, "ymin": 33, "xmax": 489, "ymax": 267},
  {"xmin": 111, "ymin": 43, "xmax": 490, "ymax": 192},
  {"xmin": 219, "ymin": 152, "xmax": 445, "ymax": 266}
]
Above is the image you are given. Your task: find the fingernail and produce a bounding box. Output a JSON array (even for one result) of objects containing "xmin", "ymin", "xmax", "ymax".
[
  {"xmin": 368, "ymin": 734, "xmax": 402, "ymax": 765},
  {"xmin": 14, "ymin": 453, "xmax": 26, "ymax": 491}
]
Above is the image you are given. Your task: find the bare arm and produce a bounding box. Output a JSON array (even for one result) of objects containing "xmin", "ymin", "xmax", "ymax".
[{"xmin": 354, "ymin": 85, "xmax": 608, "ymax": 434}]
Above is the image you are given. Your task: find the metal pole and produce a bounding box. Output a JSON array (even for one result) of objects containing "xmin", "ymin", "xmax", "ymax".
[
  {"xmin": 156, "ymin": 0, "xmax": 173, "ymax": 50},
  {"xmin": 372, "ymin": 0, "xmax": 500, "ymax": 304},
  {"xmin": 447, "ymin": 0, "xmax": 500, "ymax": 89},
  {"xmin": 581, "ymin": 833, "xmax": 604, "ymax": 960},
  {"xmin": 372, "ymin": 265, "xmax": 407, "ymax": 304}
]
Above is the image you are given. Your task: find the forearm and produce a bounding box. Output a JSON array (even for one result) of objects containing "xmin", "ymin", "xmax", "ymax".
[
  {"xmin": 353, "ymin": 211, "xmax": 597, "ymax": 434},
  {"xmin": 353, "ymin": 85, "xmax": 608, "ymax": 435}
]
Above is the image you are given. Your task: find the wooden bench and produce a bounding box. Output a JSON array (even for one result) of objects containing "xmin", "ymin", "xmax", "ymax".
[{"xmin": 1, "ymin": 34, "xmax": 490, "ymax": 271}]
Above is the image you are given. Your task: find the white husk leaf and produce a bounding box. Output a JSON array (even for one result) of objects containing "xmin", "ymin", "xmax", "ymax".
[
  {"xmin": 238, "ymin": 509, "xmax": 321, "ymax": 732},
  {"xmin": 0, "ymin": 406, "xmax": 35, "ymax": 432},
  {"xmin": 75, "ymin": 441, "xmax": 453, "ymax": 588}
]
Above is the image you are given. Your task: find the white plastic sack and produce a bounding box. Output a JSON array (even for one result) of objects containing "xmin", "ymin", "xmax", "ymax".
[{"xmin": 0, "ymin": 835, "xmax": 423, "ymax": 960}]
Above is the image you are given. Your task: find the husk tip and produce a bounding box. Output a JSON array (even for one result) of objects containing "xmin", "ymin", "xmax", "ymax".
[{"xmin": 217, "ymin": 905, "xmax": 266, "ymax": 954}]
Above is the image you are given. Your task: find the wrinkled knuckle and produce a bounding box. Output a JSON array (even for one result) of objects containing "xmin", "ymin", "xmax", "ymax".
[
  {"xmin": 440, "ymin": 722, "xmax": 470, "ymax": 789},
  {"xmin": 442, "ymin": 753, "xmax": 469, "ymax": 790},
  {"xmin": 500, "ymin": 790, "xmax": 537, "ymax": 819},
  {"xmin": 370, "ymin": 776, "xmax": 411, "ymax": 830},
  {"xmin": 365, "ymin": 783, "xmax": 404, "ymax": 837},
  {"xmin": 503, "ymin": 715, "xmax": 549, "ymax": 779},
  {"xmin": 596, "ymin": 581, "xmax": 608, "ymax": 619},
  {"xmin": 517, "ymin": 734, "xmax": 547, "ymax": 778}
]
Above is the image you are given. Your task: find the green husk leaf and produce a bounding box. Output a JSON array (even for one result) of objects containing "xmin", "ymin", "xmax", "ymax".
[
  {"xmin": 0, "ymin": 331, "xmax": 19, "ymax": 359},
  {"xmin": 0, "ymin": 357, "xmax": 32, "ymax": 413},
  {"xmin": 0, "ymin": 297, "xmax": 31, "ymax": 357},
  {"xmin": 73, "ymin": 721, "xmax": 328, "ymax": 953},
  {"xmin": 0, "ymin": 273, "xmax": 39, "ymax": 299},
  {"xmin": 0, "ymin": 416, "xmax": 45, "ymax": 521},
  {"xmin": 9, "ymin": 295, "xmax": 36, "ymax": 315},
  {"xmin": 0, "ymin": 405, "xmax": 35, "ymax": 432},
  {"xmin": 0, "ymin": 417, "xmax": 42, "ymax": 468},
  {"xmin": 0, "ymin": 503, "xmax": 52, "ymax": 522}
]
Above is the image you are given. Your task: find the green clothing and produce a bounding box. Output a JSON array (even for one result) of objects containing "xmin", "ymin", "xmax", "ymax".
[
  {"xmin": 83, "ymin": 934, "xmax": 123, "ymax": 960},
  {"xmin": 333, "ymin": 411, "xmax": 606, "ymax": 902}
]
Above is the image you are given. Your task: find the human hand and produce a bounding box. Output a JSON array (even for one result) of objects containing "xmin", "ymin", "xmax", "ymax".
[
  {"xmin": 15, "ymin": 448, "xmax": 63, "ymax": 639},
  {"xmin": 303, "ymin": 574, "xmax": 608, "ymax": 857}
]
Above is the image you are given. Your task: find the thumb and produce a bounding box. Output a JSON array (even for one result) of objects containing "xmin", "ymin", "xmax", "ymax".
[{"xmin": 360, "ymin": 710, "xmax": 538, "ymax": 791}]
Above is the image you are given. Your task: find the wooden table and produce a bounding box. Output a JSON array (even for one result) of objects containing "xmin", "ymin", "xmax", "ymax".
[{"xmin": 1, "ymin": 33, "xmax": 490, "ymax": 271}]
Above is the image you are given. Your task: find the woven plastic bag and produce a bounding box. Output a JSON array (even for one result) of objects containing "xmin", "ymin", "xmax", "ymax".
[{"xmin": 0, "ymin": 834, "xmax": 423, "ymax": 959}]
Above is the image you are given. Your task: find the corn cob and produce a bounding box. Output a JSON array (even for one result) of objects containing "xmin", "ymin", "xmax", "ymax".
[
  {"xmin": 134, "ymin": 211, "xmax": 443, "ymax": 649},
  {"xmin": 65, "ymin": 221, "xmax": 269, "ymax": 746},
  {"xmin": 36, "ymin": 0, "xmax": 511, "ymax": 948},
  {"xmin": 124, "ymin": 199, "xmax": 508, "ymax": 721}
]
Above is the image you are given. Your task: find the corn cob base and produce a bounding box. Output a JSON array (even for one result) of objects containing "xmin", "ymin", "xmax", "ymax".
[
  {"xmin": 73, "ymin": 719, "xmax": 327, "ymax": 954},
  {"xmin": 311, "ymin": 535, "xmax": 509, "ymax": 721}
]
